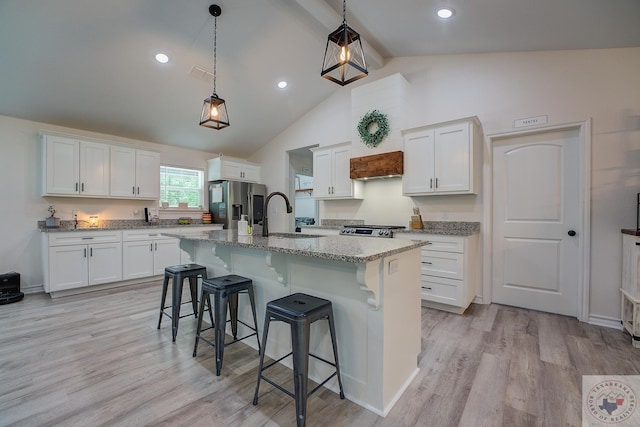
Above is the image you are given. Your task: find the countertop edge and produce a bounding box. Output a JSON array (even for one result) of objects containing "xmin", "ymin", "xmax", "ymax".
[{"xmin": 166, "ymin": 232, "xmax": 428, "ymax": 264}]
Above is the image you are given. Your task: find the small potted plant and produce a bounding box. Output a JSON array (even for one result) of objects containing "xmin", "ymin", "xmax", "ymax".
[{"xmin": 45, "ymin": 205, "xmax": 60, "ymax": 228}]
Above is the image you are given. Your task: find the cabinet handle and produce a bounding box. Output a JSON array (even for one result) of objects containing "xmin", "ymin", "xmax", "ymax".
[
  {"xmin": 155, "ymin": 243, "xmax": 158, "ymax": 250},
  {"xmin": 423, "ymin": 261, "xmax": 433, "ymax": 265},
  {"xmin": 421, "ymin": 286, "xmax": 432, "ymax": 290},
  {"xmin": 81, "ymin": 182, "xmax": 85, "ymax": 192},
  {"xmin": 132, "ymin": 186, "xmax": 136, "ymax": 195},
  {"xmin": 137, "ymin": 187, "xmax": 140, "ymax": 195},
  {"xmin": 84, "ymin": 248, "xmax": 87, "ymax": 258},
  {"xmin": 425, "ymin": 242, "xmax": 433, "ymax": 245},
  {"xmin": 435, "ymin": 178, "xmax": 438, "ymax": 188},
  {"xmin": 150, "ymin": 243, "xmax": 153, "ymax": 251},
  {"xmin": 82, "ymin": 237, "xmax": 94, "ymax": 240},
  {"xmin": 636, "ymin": 242, "xmax": 640, "ymax": 246},
  {"xmin": 430, "ymin": 178, "xmax": 433, "ymax": 189},
  {"xmin": 90, "ymin": 247, "xmax": 93, "ymax": 257},
  {"xmin": 76, "ymin": 182, "xmax": 79, "ymax": 192}
]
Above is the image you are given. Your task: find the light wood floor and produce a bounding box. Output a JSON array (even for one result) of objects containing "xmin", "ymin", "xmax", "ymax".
[{"xmin": 2, "ymin": 281, "xmax": 640, "ymax": 427}]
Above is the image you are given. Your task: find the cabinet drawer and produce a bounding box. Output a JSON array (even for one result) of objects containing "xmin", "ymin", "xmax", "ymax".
[
  {"xmin": 421, "ymin": 235, "xmax": 463, "ymax": 253},
  {"xmin": 421, "ymin": 276, "xmax": 463, "ymax": 306},
  {"xmin": 122, "ymin": 228, "xmax": 180, "ymax": 241},
  {"xmin": 49, "ymin": 231, "xmax": 122, "ymax": 246},
  {"xmin": 422, "ymin": 251, "xmax": 464, "ymax": 280}
]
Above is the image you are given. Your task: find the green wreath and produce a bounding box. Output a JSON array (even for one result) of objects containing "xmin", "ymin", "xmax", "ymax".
[{"xmin": 357, "ymin": 110, "xmax": 390, "ymax": 148}]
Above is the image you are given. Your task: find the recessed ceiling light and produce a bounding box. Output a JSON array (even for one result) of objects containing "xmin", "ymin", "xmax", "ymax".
[
  {"xmin": 437, "ymin": 8, "xmax": 454, "ymax": 19},
  {"xmin": 155, "ymin": 52, "xmax": 170, "ymax": 64},
  {"xmin": 277, "ymin": 81, "xmax": 288, "ymax": 89}
]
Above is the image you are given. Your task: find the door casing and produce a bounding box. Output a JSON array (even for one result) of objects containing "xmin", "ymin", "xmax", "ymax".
[{"xmin": 482, "ymin": 120, "xmax": 591, "ymax": 321}]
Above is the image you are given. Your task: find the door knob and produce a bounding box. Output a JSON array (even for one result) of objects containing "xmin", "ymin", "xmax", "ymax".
[{"xmin": 568, "ymin": 230, "xmax": 576, "ymax": 236}]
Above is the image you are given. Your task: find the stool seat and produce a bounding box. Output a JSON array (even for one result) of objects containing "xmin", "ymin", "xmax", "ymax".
[
  {"xmin": 266, "ymin": 293, "xmax": 332, "ymax": 320},
  {"xmin": 193, "ymin": 274, "xmax": 260, "ymax": 376},
  {"xmin": 253, "ymin": 293, "xmax": 345, "ymax": 427},
  {"xmin": 157, "ymin": 263, "xmax": 207, "ymax": 342}
]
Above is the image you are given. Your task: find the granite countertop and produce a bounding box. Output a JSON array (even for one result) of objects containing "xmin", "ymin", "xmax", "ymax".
[
  {"xmin": 164, "ymin": 229, "xmax": 428, "ymax": 264},
  {"xmin": 38, "ymin": 219, "xmax": 223, "ymax": 233},
  {"xmin": 302, "ymin": 221, "xmax": 481, "ymax": 236}
]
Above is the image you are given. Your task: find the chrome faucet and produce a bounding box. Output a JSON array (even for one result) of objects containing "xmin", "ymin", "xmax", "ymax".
[{"xmin": 262, "ymin": 192, "xmax": 293, "ymax": 237}]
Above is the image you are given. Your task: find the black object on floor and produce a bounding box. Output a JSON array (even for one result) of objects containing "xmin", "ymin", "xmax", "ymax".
[{"xmin": 0, "ymin": 271, "xmax": 23, "ymax": 305}]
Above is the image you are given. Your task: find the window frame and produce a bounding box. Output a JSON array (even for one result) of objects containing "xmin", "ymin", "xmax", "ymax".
[{"xmin": 159, "ymin": 164, "xmax": 206, "ymax": 210}]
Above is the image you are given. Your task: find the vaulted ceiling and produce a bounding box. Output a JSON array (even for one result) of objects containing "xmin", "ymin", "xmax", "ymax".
[{"xmin": 1, "ymin": 0, "xmax": 639, "ymax": 157}]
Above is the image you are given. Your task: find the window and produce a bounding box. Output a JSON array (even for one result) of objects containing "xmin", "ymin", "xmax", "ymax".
[{"xmin": 159, "ymin": 165, "xmax": 204, "ymax": 209}]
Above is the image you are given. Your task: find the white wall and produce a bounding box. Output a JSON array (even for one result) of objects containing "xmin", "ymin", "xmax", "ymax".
[
  {"xmin": 251, "ymin": 47, "xmax": 640, "ymax": 321},
  {"xmin": 0, "ymin": 115, "xmax": 216, "ymax": 290}
]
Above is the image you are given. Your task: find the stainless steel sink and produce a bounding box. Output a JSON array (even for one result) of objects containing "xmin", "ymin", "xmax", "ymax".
[{"xmin": 268, "ymin": 232, "xmax": 326, "ymax": 239}]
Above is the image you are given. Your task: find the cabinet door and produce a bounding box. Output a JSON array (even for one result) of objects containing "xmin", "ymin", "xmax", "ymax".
[
  {"xmin": 153, "ymin": 239, "xmax": 180, "ymax": 276},
  {"xmin": 312, "ymin": 149, "xmax": 332, "ymax": 198},
  {"xmin": 122, "ymin": 240, "xmax": 155, "ymax": 280},
  {"xmin": 403, "ymin": 129, "xmax": 435, "ymax": 195},
  {"xmin": 45, "ymin": 136, "xmax": 80, "ymax": 195},
  {"xmin": 110, "ymin": 146, "xmax": 137, "ymax": 197},
  {"xmin": 48, "ymin": 244, "xmax": 88, "ymax": 291},
  {"xmin": 80, "ymin": 141, "xmax": 110, "ymax": 196},
  {"xmin": 88, "ymin": 242, "xmax": 122, "ymax": 285},
  {"xmin": 434, "ymin": 123, "xmax": 470, "ymax": 193},
  {"xmin": 221, "ymin": 159, "xmax": 243, "ymax": 180},
  {"xmin": 241, "ymin": 164, "xmax": 261, "ymax": 183},
  {"xmin": 135, "ymin": 150, "xmax": 160, "ymax": 199},
  {"xmin": 331, "ymin": 146, "xmax": 353, "ymax": 197}
]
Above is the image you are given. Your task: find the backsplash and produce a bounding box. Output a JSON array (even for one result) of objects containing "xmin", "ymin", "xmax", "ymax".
[{"xmin": 38, "ymin": 218, "xmax": 204, "ymax": 230}]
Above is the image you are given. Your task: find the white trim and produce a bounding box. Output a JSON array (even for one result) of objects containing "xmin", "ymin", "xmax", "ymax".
[
  {"xmin": 482, "ymin": 120, "xmax": 592, "ymax": 322},
  {"xmin": 588, "ymin": 314, "xmax": 622, "ymax": 330}
]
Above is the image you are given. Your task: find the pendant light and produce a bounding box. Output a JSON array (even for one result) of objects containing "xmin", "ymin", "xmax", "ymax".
[
  {"xmin": 320, "ymin": 0, "xmax": 368, "ymax": 86},
  {"xmin": 199, "ymin": 4, "xmax": 230, "ymax": 130}
]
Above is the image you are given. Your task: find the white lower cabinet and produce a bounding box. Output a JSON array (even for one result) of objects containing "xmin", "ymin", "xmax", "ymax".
[
  {"xmin": 43, "ymin": 226, "xmax": 219, "ymax": 295},
  {"xmin": 122, "ymin": 229, "xmax": 181, "ymax": 280},
  {"xmin": 45, "ymin": 231, "xmax": 122, "ymax": 292},
  {"xmin": 397, "ymin": 232, "xmax": 479, "ymax": 314}
]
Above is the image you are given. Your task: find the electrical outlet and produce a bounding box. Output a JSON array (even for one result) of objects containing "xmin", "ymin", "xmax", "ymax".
[{"xmin": 388, "ymin": 259, "xmax": 398, "ymax": 274}]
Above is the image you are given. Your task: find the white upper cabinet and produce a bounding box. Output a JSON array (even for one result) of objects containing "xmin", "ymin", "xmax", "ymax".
[
  {"xmin": 110, "ymin": 146, "xmax": 160, "ymax": 199},
  {"xmin": 207, "ymin": 157, "xmax": 261, "ymax": 183},
  {"xmin": 42, "ymin": 132, "xmax": 159, "ymax": 200},
  {"xmin": 311, "ymin": 143, "xmax": 363, "ymax": 200},
  {"xmin": 402, "ymin": 117, "xmax": 482, "ymax": 196},
  {"xmin": 43, "ymin": 135, "xmax": 110, "ymax": 196}
]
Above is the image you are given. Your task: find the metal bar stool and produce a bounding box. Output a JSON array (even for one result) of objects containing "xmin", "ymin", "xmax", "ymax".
[
  {"xmin": 253, "ymin": 293, "xmax": 345, "ymax": 427},
  {"xmin": 193, "ymin": 274, "xmax": 261, "ymax": 376},
  {"xmin": 157, "ymin": 263, "xmax": 206, "ymax": 342}
]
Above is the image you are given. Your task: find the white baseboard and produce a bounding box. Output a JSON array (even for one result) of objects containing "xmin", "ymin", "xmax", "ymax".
[
  {"xmin": 22, "ymin": 284, "xmax": 44, "ymax": 294},
  {"xmin": 588, "ymin": 314, "xmax": 621, "ymax": 330}
]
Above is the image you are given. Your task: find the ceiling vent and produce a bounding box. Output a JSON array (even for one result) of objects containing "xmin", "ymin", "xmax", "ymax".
[{"xmin": 350, "ymin": 151, "xmax": 403, "ymax": 180}]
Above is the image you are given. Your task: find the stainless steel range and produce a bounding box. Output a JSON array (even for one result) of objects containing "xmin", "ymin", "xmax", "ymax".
[{"xmin": 339, "ymin": 225, "xmax": 406, "ymax": 238}]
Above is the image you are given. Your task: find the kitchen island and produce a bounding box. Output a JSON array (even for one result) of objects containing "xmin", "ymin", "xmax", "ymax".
[{"xmin": 164, "ymin": 229, "xmax": 427, "ymax": 416}]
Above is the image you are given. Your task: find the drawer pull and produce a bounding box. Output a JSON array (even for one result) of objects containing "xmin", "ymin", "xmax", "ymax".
[
  {"xmin": 636, "ymin": 242, "xmax": 640, "ymax": 246},
  {"xmin": 425, "ymin": 242, "xmax": 432, "ymax": 245},
  {"xmin": 82, "ymin": 237, "xmax": 94, "ymax": 240},
  {"xmin": 423, "ymin": 261, "xmax": 433, "ymax": 265},
  {"xmin": 421, "ymin": 286, "xmax": 432, "ymax": 290}
]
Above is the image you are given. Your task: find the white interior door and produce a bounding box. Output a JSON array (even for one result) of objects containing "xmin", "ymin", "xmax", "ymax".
[{"xmin": 492, "ymin": 127, "xmax": 580, "ymax": 316}]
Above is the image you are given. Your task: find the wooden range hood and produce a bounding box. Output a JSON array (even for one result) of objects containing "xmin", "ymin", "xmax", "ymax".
[{"xmin": 349, "ymin": 151, "xmax": 403, "ymax": 179}]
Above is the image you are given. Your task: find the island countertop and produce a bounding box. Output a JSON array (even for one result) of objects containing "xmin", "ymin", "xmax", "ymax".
[{"xmin": 163, "ymin": 229, "xmax": 428, "ymax": 263}]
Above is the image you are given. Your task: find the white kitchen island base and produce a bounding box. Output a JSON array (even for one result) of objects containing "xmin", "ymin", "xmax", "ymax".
[{"xmin": 175, "ymin": 233, "xmax": 423, "ymax": 417}]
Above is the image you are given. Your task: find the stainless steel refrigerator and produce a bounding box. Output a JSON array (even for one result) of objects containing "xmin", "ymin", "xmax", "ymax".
[{"xmin": 209, "ymin": 180, "xmax": 266, "ymax": 233}]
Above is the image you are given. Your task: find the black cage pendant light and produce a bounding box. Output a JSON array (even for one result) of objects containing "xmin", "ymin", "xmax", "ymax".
[
  {"xmin": 199, "ymin": 4, "xmax": 230, "ymax": 130},
  {"xmin": 320, "ymin": 0, "xmax": 368, "ymax": 86}
]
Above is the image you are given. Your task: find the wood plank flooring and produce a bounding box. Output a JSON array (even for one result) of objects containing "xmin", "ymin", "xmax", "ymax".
[{"xmin": 2, "ymin": 281, "xmax": 640, "ymax": 426}]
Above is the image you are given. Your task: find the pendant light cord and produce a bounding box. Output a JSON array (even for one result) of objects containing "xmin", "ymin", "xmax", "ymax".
[
  {"xmin": 212, "ymin": 14, "xmax": 217, "ymax": 95},
  {"xmin": 342, "ymin": 0, "xmax": 346, "ymax": 25}
]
